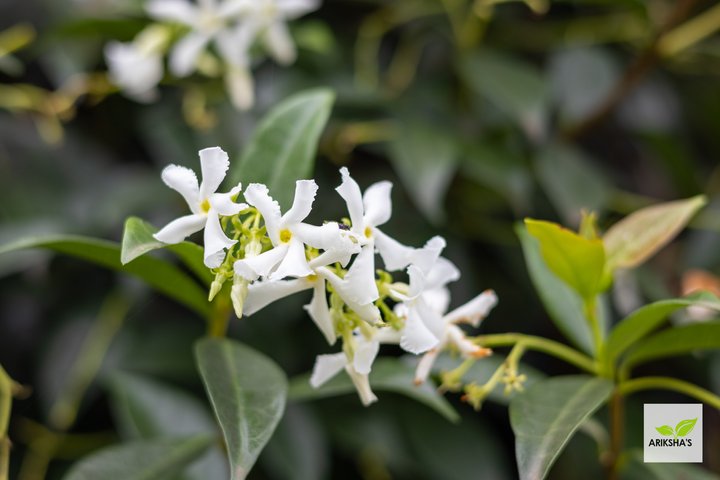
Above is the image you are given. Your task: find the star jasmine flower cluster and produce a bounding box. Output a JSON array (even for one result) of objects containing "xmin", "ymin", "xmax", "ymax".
[
  {"xmin": 104, "ymin": 0, "xmax": 319, "ymax": 109},
  {"xmin": 154, "ymin": 147, "xmax": 499, "ymax": 405}
]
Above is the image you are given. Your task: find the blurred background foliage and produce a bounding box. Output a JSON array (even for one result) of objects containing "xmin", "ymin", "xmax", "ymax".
[{"xmin": 2, "ymin": 0, "xmax": 720, "ymax": 478}]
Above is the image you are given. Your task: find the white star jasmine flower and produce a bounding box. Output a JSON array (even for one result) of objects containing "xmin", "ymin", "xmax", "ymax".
[
  {"xmin": 336, "ymin": 167, "xmax": 421, "ymax": 273},
  {"xmin": 389, "ymin": 237, "xmax": 461, "ymax": 354},
  {"xmin": 233, "ymin": 180, "xmax": 352, "ymax": 282},
  {"xmin": 153, "ymin": 147, "xmax": 247, "ymax": 268},
  {"xmin": 413, "ymin": 290, "xmax": 498, "ymax": 385},
  {"xmin": 309, "ymin": 328, "xmax": 398, "ymax": 406}
]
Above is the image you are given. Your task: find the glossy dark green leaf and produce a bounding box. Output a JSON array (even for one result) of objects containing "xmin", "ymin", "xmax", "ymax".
[
  {"xmin": 620, "ymin": 449, "xmax": 720, "ymax": 480},
  {"xmin": 107, "ymin": 373, "xmax": 227, "ymax": 480},
  {"xmin": 0, "ymin": 235, "xmax": 209, "ymax": 317},
  {"xmin": 623, "ymin": 322, "xmax": 720, "ymax": 371},
  {"xmin": 194, "ymin": 338, "xmax": 288, "ymax": 480},
  {"xmin": 510, "ymin": 375, "xmax": 613, "ymax": 480},
  {"xmin": 288, "ymin": 357, "xmax": 460, "ymax": 423},
  {"xmin": 120, "ymin": 216, "xmax": 213, "ymax": 286},
  {"xmin": 228, "ymin": 88, "xmax": 334, "ymax": 209},
  {"xmin": 516, "ymin": 224, "xmax": 595, "ymax": 354},
  {"xmin": 606, "ymin": 291, "xmax": 720, "ymax": 363},
  {"xmin": 63, "ymin": 436, "xmax": 213, "ymax": 480}
]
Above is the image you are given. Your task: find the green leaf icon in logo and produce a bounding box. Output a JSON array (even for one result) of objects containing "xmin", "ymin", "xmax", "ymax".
[
  {"xmin": 655, "ymin": 425, "xmax": 674, "ymax": 436},
  {"xmin": 675, "ymin": 418, "xmax": 697, "ymax": 438}
]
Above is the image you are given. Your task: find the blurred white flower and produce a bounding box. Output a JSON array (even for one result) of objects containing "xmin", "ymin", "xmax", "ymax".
[
  {"xmin": 153, "ymin": 147, "xmax": 247, "ymax": 268},
  {"xmin": 104, "ymin": 25, "xmax": 170, "ymax": 101}
]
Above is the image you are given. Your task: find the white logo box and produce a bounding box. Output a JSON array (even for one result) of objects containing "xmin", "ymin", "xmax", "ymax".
[{"xmin": 644, "ymin": 403, "xmax": 703, "ymax": 463}]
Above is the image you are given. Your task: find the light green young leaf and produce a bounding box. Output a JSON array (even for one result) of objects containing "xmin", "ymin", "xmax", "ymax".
[
  {"xmin": 288, "ymin": 357, "xmax": 460, "ymax": 423},
  {"xmin": 194, "ymin": 338, "xmax": 288, "ymax": 480},
  {"xmin": 63, "ymin": 436, "xmax": 213, "ymax": 480},
  {"xmin": 604, "ymin": 195, "xmax": 707, "ymax": 273},
  {"xmin": 623, "ymin": 322, "xmax": 720, "ymax": 372},
  {"xmin": 0, "ymin": 235, "xmax": 209, "ymax": 317},
  {"xmin": 107, "ymin": 373, "xmax": 228, "ymax": 480},
  {"xmin": 675, "ymin": 418, "xmax": 697, "ymax": 437},
  {"xmin": 606, "ymin": 291, "xmax": 720, "ymax": 363},
  {"xmin": 655, "ymin": 425, "xmax": 674, "ymax": 437},
  {"xmin": 525, "ymin": 218, "xmax": 606, "ymax": 301},
  {"xmin": 228, "ymin": 88, "xmax": 334, "ymax": 210},
  {"xmin": 516, "ymin": 224, "xmax": 595, "ymax": 354},
  {"xmin": 120, "ymin": 216, "xmax": 212, "ymax": 286},
  {"xmin": 509, "ymin": 375, "xmax": 614, "ymax": 480}
]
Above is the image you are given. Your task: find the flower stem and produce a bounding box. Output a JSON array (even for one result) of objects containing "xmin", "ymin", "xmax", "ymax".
[
  {"xmin": 617, "ymin": 377, "xmax": 720, "ymax": 409},
  {"xmin": 473, "ymin": 333, "xmax": 597, "ymax": 374}
]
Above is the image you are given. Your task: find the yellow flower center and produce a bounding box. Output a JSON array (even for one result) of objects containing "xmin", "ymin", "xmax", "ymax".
[
  {"xmin": 200, "ymin": 198, "xmax": 211, "ymax": 214},
  {"xmin": 364, "ymin": 226, "xmax": 373, "ymax": 238},
  {"xmin": 279, "ymin": 229, "xmax": 292, "ymax": 243}
]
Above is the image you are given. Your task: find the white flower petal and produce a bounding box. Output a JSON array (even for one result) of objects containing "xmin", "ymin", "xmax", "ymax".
[
  {"xmin": 276, "ymin": 0, "xmax": 320, "ymax": 18},
  {"xmin": 411, "ymin": 236, "xmax": 446, "ymax": 274},
  {"xmin": 340, "ymin": 244, "xmax": 379, "ymax": 305},
  {"xmin": 444, "ymin": 289, "xmax": 498, "ymax": 327},
  {"xmin": 400, "ymin": 306, "xmax": 439, "ymax": 354},
  {"xmin": 308, "ymin": 245, "xmax": 355, "ymax": 270},
  {"xmin": 244, "ymin": 277, "xmax": 312, "ymax": 316},
  {"xmin": 373, "ymin": 228, "xmax": 416, "ymax": 272},
  {"xmin": 169, "ymin": 31, "xmax": 211, "ymax": 77},
  {"xmin": 415, "ymin": 296, "xmax": 445, "ymax": 339},
  {"xmin": 234, "ymin": 243, "xmax": 288, "ymax": 279},
  {"xmin": 217, "ymin": 0, "xmax": 253, "ymax": 18},
  {"xmin": 153, "ymin": 213, "xmax": 205, "ymax": 244},
  {"xmin": 244, "ymin": 183, "xmax": 281, "ymax": 244},
  {"xmin": 282, "ymin": 180, "xmax": 318, "ymax": 226},
  {"xmin": 353, "ymin": 335, "xmax": 380, "ymax": 375},
  {"xmin": 146, "ymin": 0, "xmax": 197, "ymax": 25},
  {"xmin": 295, "ymin": 223, "xmax": 359, "ymax": 263},
  {"xmin": 224, "ymin": 67, "xmax": 254, "ymax": 110},
  {"xmin": 406, "ymin": 264, "xmax": 427, "ymax": 299},
  {"xmin": 335, "ymin": 167, "xmax": 365, "ymax": 235},
  {"xmin": 160, "ymin": 164, "xmax": 199, "ymax": 212},
  {"xmin": 209, "ymin": 187, "xmax": 247, "ymax": 216},
  {"xmin": 216, "ymin": 22, "xmax": 257, "ymax": 67},
  {"xmin": 303, "ymin": 281, "xmax": 336, "ymax": 344},
  {"xmin": 198, "ymin": 147, "xmax": 230, "ymax": 200},
  {"xmin": 362, "ymin": 180, "xmax": 392, "ymax": 227},
  {"xmin": 414, "ymin": 348, "xmax": 440, "ymax": 385},
  {"xmin": 270, "ymin": 237, "xmax": 312, "ymax": 280},
  {"xmin": 263, "ymin": 22, "xmax": 296, "ymax": 65},
  {"xmin": 447, "ymin": 324, "xmax": 488, "ymax": 358},
  {"xmin": 316, "ymin": 267, "xmax": 382, "ymax": 323},
  {"xmin": 310, "ymin": 353, "xmax": 346, "ymax": 387},
  {"xmin": 352, "ymin": 303, "xmax": 382, "ymax": 324},
  {"xmin": 344, "ymin": 366, "xmax": 378, "ymax": 406},
  {"xmin": 374, "ymin": 327, "xmax": 402, "ymax": 345},
  {"xmin": 203, "ymin": 209, "xmax": 236, "ymax": 267},
  {"xmin": 422, "ymin": 287, "xmax": 451, "ymax": 316},
  {"xmin": 424, "ymin": 257, "xmax": 460, "ymax": 291}
]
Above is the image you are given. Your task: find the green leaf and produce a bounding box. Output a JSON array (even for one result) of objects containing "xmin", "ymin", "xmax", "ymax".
[
  {"xmin": 288, "ymin": 357, "xmax": 460, "ymax": 423},
  {"xmin": 509, "ymin": 375, "xmax": 613, "ymax": 480},
  {"xmin": 604, "ymin": 195, "xmax": 706, "ymax": 273},
  {"xmin": 460, "ymin": 50, "xmax": 548, "ymax": 125},
  {"xmin": 623, "ymin": 322, "xmax": 720, "ymax": 371},
  {"xmin": 0, "ymin": 235, "xmax": 209, "ymax": 317},
  {"xmin": 675, "ymin": 418, "xmax": 697, "ymax": 437},
  {"xmin": 388, "ymin": 123, "xmax": 458, "ymax": 224},
  {"xmin": 194, "ymin": 338, "xmax": 288, "ymax": 480},
  {"xmin": 516, "ymin": 223, "xmax": 595, "ymax": 354},
  {"xmin": 120, "ymin": 216, "xmax": 213, "ymax": 286},
  {"xmin": 655, "ymin": 425, "xmax": 674, "ymax": 436},
  {"xmin": 620, "ymin": 449, "xmax": 720, "ymax": 480},
  {"xmin": 63, "ymin": 436, "xmax": 213, "ymax": 480},
  {"xmin": 534, "ymin": 143, "xmax": 611, "ymax": 226},
  {"xmin": 606, "ymin": 291, "xmax": 720, "ymax": 363},
  {"xmin": 525, "ymin": 218, "xmax": 606, "ymax": 301},
  {"xmin": 107, "ymin": 373, "xmax": 227, "ymax": 480},
  {"xmin": 228, "ymin": 88, "xmax": 334, "ymax": 209}
]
